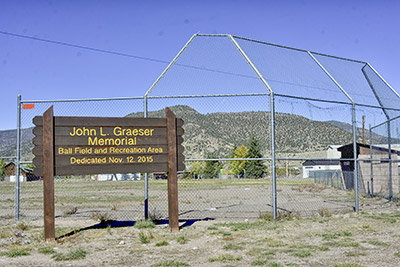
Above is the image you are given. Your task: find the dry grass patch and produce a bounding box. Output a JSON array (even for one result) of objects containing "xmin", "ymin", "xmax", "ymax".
[
  {"xmin": 135, "ymin": 220, "xmax": 155, "ymax": 229},
  {"xmin": 1, "ymin": 246, "xmax": 31, "ymax": 257},
  {"xmin": 151, "ymin": 260, "xmax": 189, "ymax": 267},
  {"xmin": 208, "ymin": 253, "xmax": 242, "ymax": 262},
  {"xmin": 51, "ymin": 248, "xmax": 87, "ymax": 261}
]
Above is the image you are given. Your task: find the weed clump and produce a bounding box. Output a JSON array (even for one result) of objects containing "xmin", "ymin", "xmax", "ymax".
[
  {"xmin": 251, "ymin": 257, "xmax": 268, "ymax": 266},
  {"xmin": 155, "ymin": 240, "xmax": 169, "ymax": 247},
  {"xmin": 52, "ymin": 248, "xmax": 87, "ymax": 261},
  {"xmin": 292, "ymin": 250, "xmax": 312, "ymax": 258},
  {"xmin": 367, "ymin": 240, "xmax": 389, "ymax": 247},
  {"xmin": 318, "ymin": 208, "xmax": 332, "ymax": 217},
  {"xmin": 139, "ymin": 231, "xmax": 154, "ymax": 244},
  {"xmin": 344, "ymin": 251, "xmax": 367, "ymax": 257},
  {"xmin": 135, "ymin": 220, "xmax": 155, "ymax": 229},
  {"xmin": 38, "ymin": 246, "xmax": 55, "ymax": 254},
  {"xmin": 259, "ymin": 212, "xmax": 274, "ymax": 221},
  {"xmin": 208, "ymin": 253, "xmax": 242, "ymax": 262},
  {"xmin": 1, "ymin": 246, "xmax": 31, "ymax": 257},
  {"xmin": 259, "ymin": 211, "xmax": 298, "ymax": 221},
  {"xmin": 16, "ymin": 222, "xmax": 29, "ymax": 231},
  {"xmin": 91, "ymin": 212, "xmax": 111, "ymax": 222},
  {"xmin": 176, "ymin": 236, "xmax": 188, "ymax": 244},
  {"xmin": 324, "ymin": 239, "xmax": 360, "ymax": 248},
  {"xmin": 223, "ymin": 243, "xmax": 242, "ymax": 250},
  {"xmin": 333, "ymin": 263, "xmax": 365, "ymax": 267},
  {"xmin": 63, "ymin": 206, "xmax": 78, "ymax": 217},
  {"xmin": 151, "ymin": 260, "xmax": 189, "ymax": 267}
]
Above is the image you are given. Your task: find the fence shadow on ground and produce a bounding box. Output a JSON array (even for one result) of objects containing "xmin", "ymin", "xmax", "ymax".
[{"xmin": 55, "ymin": 217, "xmax": 215, "ymax": 241}]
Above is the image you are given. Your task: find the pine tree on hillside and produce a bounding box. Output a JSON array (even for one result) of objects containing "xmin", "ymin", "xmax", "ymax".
[
  {"xmin": 244, "ymin": 136, "xmax": 266, "ymax": 178},
  {"xmin": 202, "ymin": 154, "xmax": 222, "ymax": 178}
]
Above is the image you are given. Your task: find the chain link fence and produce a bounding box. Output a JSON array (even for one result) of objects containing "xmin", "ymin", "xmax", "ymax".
[
  {"xmin": 3, "ymin": 33, "xmax": 400, "ymax": 223},
  {"xmin": 367, "ymin": 113, "xmax": 400, "ymax": 200},
  {"xmin": 16, "ymin": 97, "xmax": 146, "ymax": 221},
  {"xmin": 145, "ymin": 94, "xmax": 272, "ymax": 220}
]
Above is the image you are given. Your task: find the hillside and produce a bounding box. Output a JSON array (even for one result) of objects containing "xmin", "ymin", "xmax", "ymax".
[
  {"xmin": 126, "ymin": 105, "xmax": 356, "ymax": 158},
  {"xmin": 0, "ymin": 128, "xmax": 34, "ymax": 161},
  {"xmin": 0, "ymin": 105, "xmax": 384, "ymax": 161},
  {"xmin": 326, "ymin": 120, "xmax": 396, "ymax": 144}
]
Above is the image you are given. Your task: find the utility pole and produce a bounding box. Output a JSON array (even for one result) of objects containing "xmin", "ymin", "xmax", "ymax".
[{"xmin": 362, "ymin": 116, "xmax": 366, "ymax": 144}]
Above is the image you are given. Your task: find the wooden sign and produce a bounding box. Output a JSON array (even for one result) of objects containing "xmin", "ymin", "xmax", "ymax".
[
  {"xmin": 32, "ymin": 113, "xmax": 185, "ymax": 176},
  {"xmin": 33, "ymin": 107, "xmax": 184, "ymax": 239}
]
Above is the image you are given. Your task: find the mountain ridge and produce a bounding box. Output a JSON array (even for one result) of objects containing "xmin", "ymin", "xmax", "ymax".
[{"xmin": 0, "ymin": 105, "xmax": 388, "ymax": 161}]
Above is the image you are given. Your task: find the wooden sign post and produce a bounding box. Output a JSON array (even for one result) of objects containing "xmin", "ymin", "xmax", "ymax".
[
  {"xmin": 33, "ymin": 107, "xmax": 185, "ymax": 240},
  {"xmin": 42, "ymin": 106, "xmax": 55, "ymax": 241},
  {"xmin": 166, "ymin": 108, "xmax": 179, "ymax": 232}
]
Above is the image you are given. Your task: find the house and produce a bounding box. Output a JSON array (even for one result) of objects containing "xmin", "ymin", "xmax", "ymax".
[
  {"xmin": 4, "ymin": 162, "xmax": 39, "ymax": 182},
  {"xmin": 337, "ymin": 143, "xmax": 400, "ymax": 196}
]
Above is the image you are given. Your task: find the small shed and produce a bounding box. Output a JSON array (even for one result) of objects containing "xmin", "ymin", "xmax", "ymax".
[
  {"xmin": 337, "ymin": 143, "xmax": 400, "ymax": 196},
  {"xmin": 4, "ymin": 162, "xmax": 39, "ymax": 182},
  {"xmin": 337, "ymin": 143, "xmax": 400, "ymax": 158}
]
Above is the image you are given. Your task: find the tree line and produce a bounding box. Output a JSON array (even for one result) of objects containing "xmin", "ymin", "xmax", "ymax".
[
  {"xmin": 0, "ymin": 159, "xmax": 6, "ymax": 179},
  {"xmin": 184, "ymin": 136, "xmax": 267, "ymax": 179}
]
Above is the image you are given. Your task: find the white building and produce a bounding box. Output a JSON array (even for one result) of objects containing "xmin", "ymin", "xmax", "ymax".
[
  {"xmin": 327, "ymin": 145, "xmax": 342, "ymax": 159},
  {"xmin": 302, "ymin": 160, "xmax": 341, "ymax": 178},
  {"xmin": 92, "ymin": 173, "xmax": 141, "ymax": 181}
]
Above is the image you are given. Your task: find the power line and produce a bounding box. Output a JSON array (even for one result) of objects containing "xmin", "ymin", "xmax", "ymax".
[
  {"xmin": 0, "ymin": 30, "xmax": 170, "ymax": 64},
  {"xmin": 0, "ymin": 29, "xmax": 260, "ymax": 79},
  {"xmin": 0, "ymin": 30, "xmax": 371, "ymax": 96},
  {"xmin": 0, "ymin": 30, "xmax": 256, "ymax": 78}
]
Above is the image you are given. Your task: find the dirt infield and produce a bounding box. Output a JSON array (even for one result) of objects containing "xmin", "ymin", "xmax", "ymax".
[{"xmin": 0, "ymin": 178, "xmax": 358, "ymax": 222}]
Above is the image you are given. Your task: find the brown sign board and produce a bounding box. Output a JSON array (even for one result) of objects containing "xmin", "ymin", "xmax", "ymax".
[
  {"xmin": 35, "ymin": 107, "xmax": 183, "ymax": 240},
  {"xmin": 32, "ymin": 115, "xmax": 185, "ymax": 176}
]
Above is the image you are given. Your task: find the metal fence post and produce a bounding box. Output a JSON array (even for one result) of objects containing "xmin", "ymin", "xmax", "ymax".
[
  {"xmin": 143, "ymin": 96, "xmax": 149, "ymax": 219},
  {"xmin": 228, "ymin": 35, "xmax": 277, "ymax": 219},
  {"xmin": 270, "ymin": 93, "xmax": 277, "ymax": 219},
  {"xmin": 309, "ymin": 50, "xmax": 359, "ymax": 212},
  {"xmin": 15, "ymin": 94, "xmax": 22, "ymax": 221},
  {"xmin": 352, "ymin": 104, "xmax": 359, "ymax": 212},
  {"xmin": 369, "ymin": 124, "xmax": 374, "ymax": 197},
  {"xmin": 387, "ymin": 121, "xmax": 393, "ymax": 201}
]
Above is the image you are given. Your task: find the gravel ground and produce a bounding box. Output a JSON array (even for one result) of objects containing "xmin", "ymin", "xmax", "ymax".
[{"xmin": 0, "ymin": 200, "xmax": 399, "ymax": 267}]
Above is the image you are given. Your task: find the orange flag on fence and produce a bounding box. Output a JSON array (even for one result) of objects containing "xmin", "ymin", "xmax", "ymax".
[{"xmin": 22, "ymin": 104, "xmax": 35, "ymax": 109}]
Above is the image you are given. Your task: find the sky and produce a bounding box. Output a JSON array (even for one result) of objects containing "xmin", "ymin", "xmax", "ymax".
[{"xmin": 0, "ymin": 0, "xmax": 399, "ymax": 131}]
